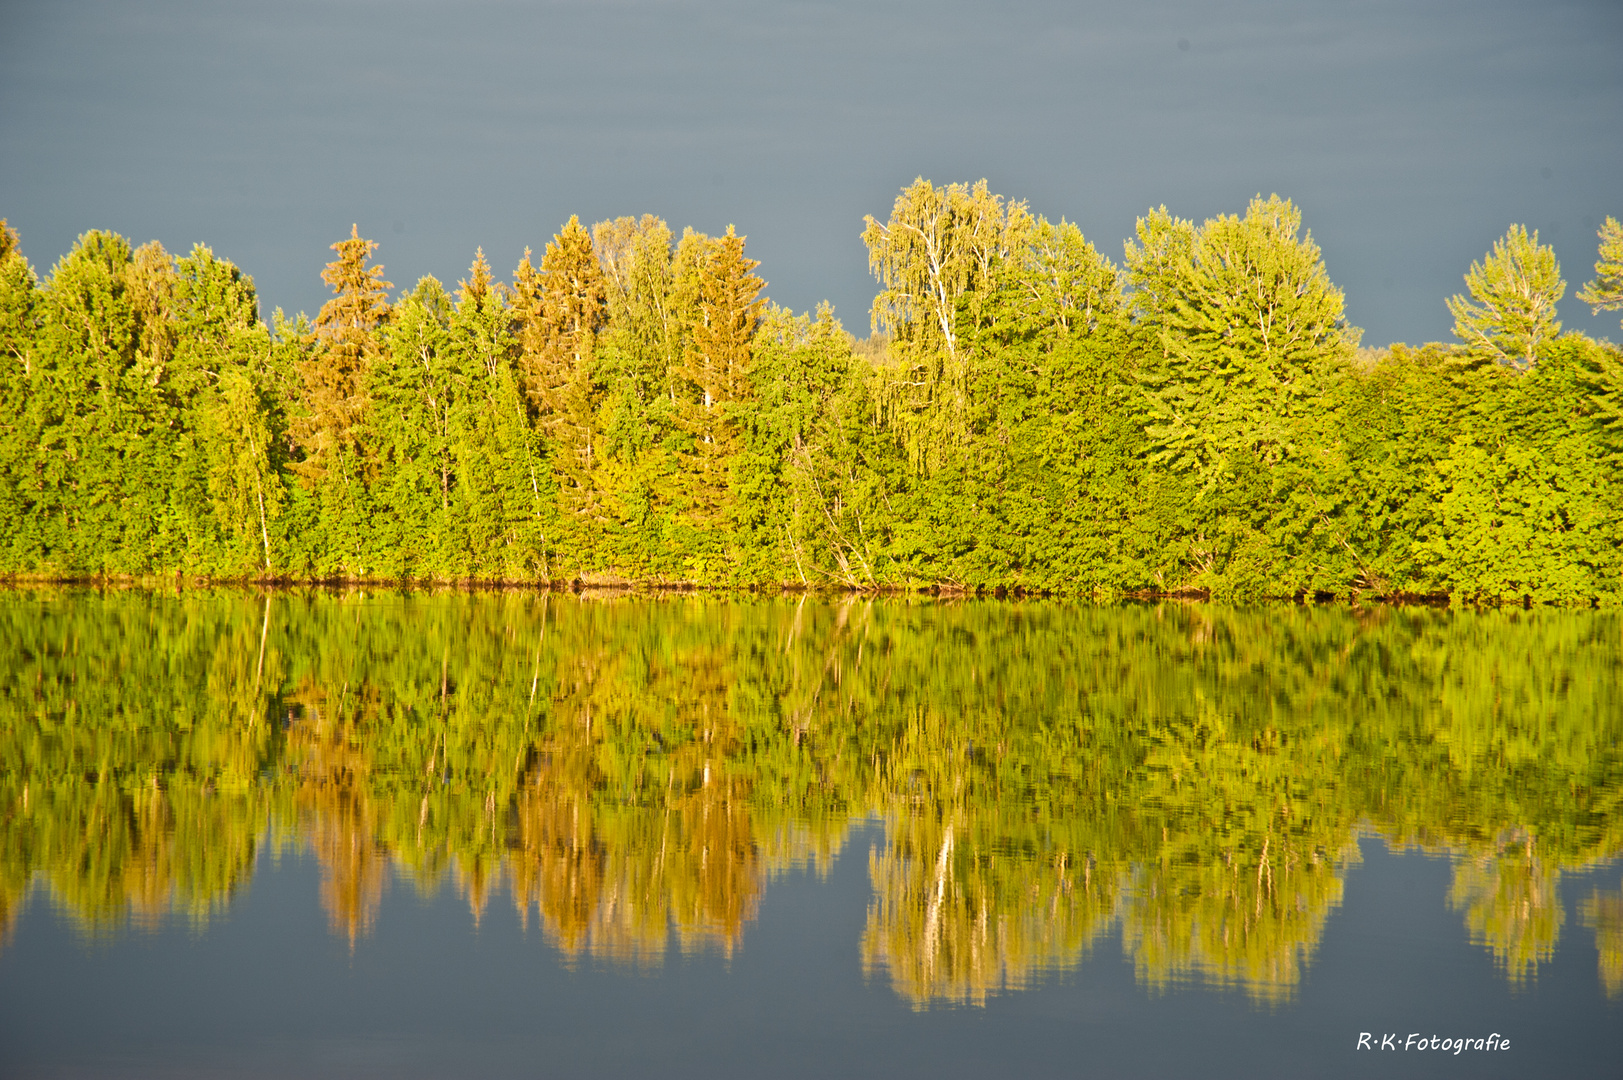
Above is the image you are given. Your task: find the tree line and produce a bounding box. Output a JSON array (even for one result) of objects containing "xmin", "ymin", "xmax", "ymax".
[
  {"xmin": 3, "ymin": 590, "xmax": 1619, "ymax": 1003},
  {"xmin": 2, "ymin": 188, "xmax": 1621, "ymax": 599}
]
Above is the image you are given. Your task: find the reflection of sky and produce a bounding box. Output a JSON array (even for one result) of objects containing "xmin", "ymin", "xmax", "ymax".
[
  {"xmin": 0, "ymin": 834, "xmax": 1617, "ymax": 1079},
  {"xmin": 2, "ymin": 0, "xmax": 1620, "ymax": 349}
]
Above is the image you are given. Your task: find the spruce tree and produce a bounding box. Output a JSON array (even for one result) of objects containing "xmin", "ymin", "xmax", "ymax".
[
  {"xmin": 516, "ymin": 217, "xmax": 608, "ymax": 560},
  {"xmin": 371, "ymin": 276, "xmax": 456, "ymax": 574},
  {"xmin": 288, "ymin": 226, "xmax": 390, "ymax": 575},
  {"xmin": 445, "ymin": 250, "xmax": 543, "ymax": 578},
  {"xmin": 667, "ymin": 227, "xmax": 764, "ymax": 574},
  {"xmin": 292, "ymin": 225, "xmax": 391, "ymax": 485},
  {"xmin": 678, "ymin": 226, "xmax": 763, "ymax": 449}
]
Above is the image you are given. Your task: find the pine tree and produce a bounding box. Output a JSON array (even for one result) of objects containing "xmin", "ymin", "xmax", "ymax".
[
  {"xmin": 1577, "ymin": 216, "xmax": 1623, "ymax": 332},
  {"xmin": 1447, "ymin": 225, "xmax": 1564, "ymax": 370}
]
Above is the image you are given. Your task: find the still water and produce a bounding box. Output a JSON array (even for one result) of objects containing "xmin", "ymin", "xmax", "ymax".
[{"xmin": 0, "ymin": 589, "xmax": 1619, "ymax": 1078}]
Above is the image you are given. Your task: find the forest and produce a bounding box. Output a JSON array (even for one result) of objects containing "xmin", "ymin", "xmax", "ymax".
[
  {"xmin": 2, "ymin": 184, "xmax": 1622, "ymax": 600},
  {"xmin": 2, "ymin": 590, "xmax": 1619, "ymax": 1005}
]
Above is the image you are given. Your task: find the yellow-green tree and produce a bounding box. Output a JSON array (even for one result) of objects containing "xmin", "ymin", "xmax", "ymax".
[
  {"xmin": 1578, "ymin": 216, "xmax": 1623, "ymax": 333},
  {"xmin": 1449, "ymin": 835, "xmax": 1564, "ymax": 985},
  {"xmin": 1448, "ymin": 224, "xmax": 1564, "ymax": 369},
  {"xmin": 668, "ymin": 226, "xmax": 764, "ymax": 562},
  {"xmin": 292, "ymin": 225, "xmax": 391, "ymax": 485},
  {"xmin": 862, "ymin": 178, "xmax": 1031, "ymax": 442},
  {"xmin": 1122, "ymin": 196, "xmax": 1359, "ymax": 595},
  {"xmin": 515, "ymin": 217, "xmax": 609, "ymax": 556}
]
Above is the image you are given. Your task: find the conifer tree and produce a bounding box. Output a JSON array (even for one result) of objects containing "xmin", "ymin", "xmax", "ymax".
[
  {"xmin": 26, "ymin": 232, "xmax": 166, "ymax": 571},
  {"xmin": 447, "ymin": 252, "xmax": 505, "ymax": 566},
  {"xmin": 589, "ymin": 215, "xmax": 684, "ymax": 575},
  {"xmin": 516, "ymin": 218, "xmax": 608, "ymax": 551},
  {"xmin": 292, "ymin": 225, "xmax": 391, "ymax": 484},
  {"xmin": 667, "ymin": 227, "xmax": 765, "ymax": 569},
  {"xmin": 1447, "ymin": 225, "xmax": 1564, "ymax": 370},
  {"xmin": 0, "ymin": 221, "xmax": 38, "ymax": 570},
  {"xmin": 444, "ymin": 250, "xmax": 544, "ymax": 577},
  {"xmin": 371, "ymin": 276, "xmax": 456, "ymax": 573},
  {"xmin": 677, "ymin": 226, "xmax": 764, "ymax": 449},
  {"xmin": 1577, "ymin": 217, "xmax": 1623, "ymax": 332}
]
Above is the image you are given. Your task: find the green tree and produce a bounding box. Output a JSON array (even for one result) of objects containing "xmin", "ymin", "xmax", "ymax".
[
  {"xmin": 23, "ymin": 233, "xmax": 186, "ymax": 573},
  {"xmin": 590, "ymin": 215, "xmax": 685, "ymax": 577},
  {"xmin": 1447, "ymin": 225, "xmax": 1564, "ymax": 370},
  {"xmin": 170, "ymin": 245, "xmax": 282, "ymax": 574},
  {"xmin": 861, "ymin": 178, "xmax": 1031, "ymax": 442},
  {"xmin": 1416, "ymin": 335, "xmax": 1622, "ymax": 602},
  {"xmin": 738, "ymin": 303, "xmax": 860, "ymax": 584},
  {"xmin": 1577, "ymin": 216, "xmax": 1623, "ymax": 332},
  {"xmin": 667, "ymin": 226, "xmax": 765, "ymax": 576},
  {"xmin": 292, "ymin": 226, "xmax": 391, "ymax": 486},
  {"xmin": 962, "ymin": 217, "xmax": 1145, "ymax": 591},
  {"xmin": 443, "ymin": 251, "xmax": 546, "ymax": 579},
  {"xmin": 0, "ymin": 221, "xmax": 39, "ymax": 570},
  {"xmin": 1123, "ymin": 196, "xmax": 1358, "ymax": 595},
  {"xmin": 289, "ymin": 226, "xmax": 391, "ymax": 575},
  {"xmin": 369, "ymin": 275, "xmax": 457, "ymax": 575},
  {"xmin": 1124, "ymin": 196, "xmax": 1356, "ymax": 486},
  {"xmin": 516, "ymin": 218, "xmax": 609, "ymax": 561}
]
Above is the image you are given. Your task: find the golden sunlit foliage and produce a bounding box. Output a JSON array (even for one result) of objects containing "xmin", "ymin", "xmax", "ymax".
[
  {"xmin": 0, "ymin": 590, "xmax": 1619, "ymax": 1010},
  {"xmin": 3, "ymin": 192, "xmax": 1619, "ymax": 599}
]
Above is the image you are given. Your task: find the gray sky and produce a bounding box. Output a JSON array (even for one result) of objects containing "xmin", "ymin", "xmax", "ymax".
[{"xmin": 2, "ymin": 0, "xmax": 1620, "ymax": 347}]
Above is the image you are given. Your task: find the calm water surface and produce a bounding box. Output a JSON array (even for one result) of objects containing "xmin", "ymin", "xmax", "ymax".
[{"xmin": 0, "ymin": 590, "xmax": 1619, "ymax": 1078}]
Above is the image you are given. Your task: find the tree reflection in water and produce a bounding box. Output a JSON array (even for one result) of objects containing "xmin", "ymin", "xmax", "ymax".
[{"xmin": 1, "ymin": 589, "xmax": 1619, "ymax": 1006}]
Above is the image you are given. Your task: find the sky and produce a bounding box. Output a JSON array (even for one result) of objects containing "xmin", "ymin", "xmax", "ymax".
[{"xmin": 1, "ymin": 0, "xmax": 1620, "ymax": 348}]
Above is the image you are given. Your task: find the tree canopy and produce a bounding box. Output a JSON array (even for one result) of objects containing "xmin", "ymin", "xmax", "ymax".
[
  {"xmin": 1447, "ymin": 224, "xmax": 1565, "ymax": 370},
  {"xmin": 0, "ymin": 191, "xmax": 1620, "ymax": 601}
]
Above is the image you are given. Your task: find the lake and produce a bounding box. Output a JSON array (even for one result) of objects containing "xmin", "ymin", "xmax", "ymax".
[{"xmin": 0, "ymin": 589, "xmax": 1619, "ymax": 1078}]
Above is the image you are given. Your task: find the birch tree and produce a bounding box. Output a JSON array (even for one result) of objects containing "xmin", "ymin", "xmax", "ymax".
[{"xmin": 862, "ymin": 178, "xmax": 1031, "ymax": 427}]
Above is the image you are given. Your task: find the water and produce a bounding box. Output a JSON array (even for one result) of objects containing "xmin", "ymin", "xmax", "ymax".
[{"xmin": 0, "ymin": 589, "xmax": 1619, "ymax": 1077}]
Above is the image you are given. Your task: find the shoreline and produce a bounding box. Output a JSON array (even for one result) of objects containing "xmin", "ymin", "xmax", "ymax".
[{"xmin": 0, "ymin": 573, "xmax": 1533, "ymax": 607}]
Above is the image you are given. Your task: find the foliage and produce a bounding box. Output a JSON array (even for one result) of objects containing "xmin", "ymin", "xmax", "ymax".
[
  {"xmin": 1577, "ymin": 216, "xmax": 1623, "ymax": 333},
  {"xmin": 2, "ymin": 591, "xmax": 1619, "ymax": 1006},
  {"xmin": 1447, "ymin": 224, "xmax": 1564, "ymax": 370},
  {"xmin": 0, "ymin": 194, "xmax": 1619, "ymax": 602}
]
